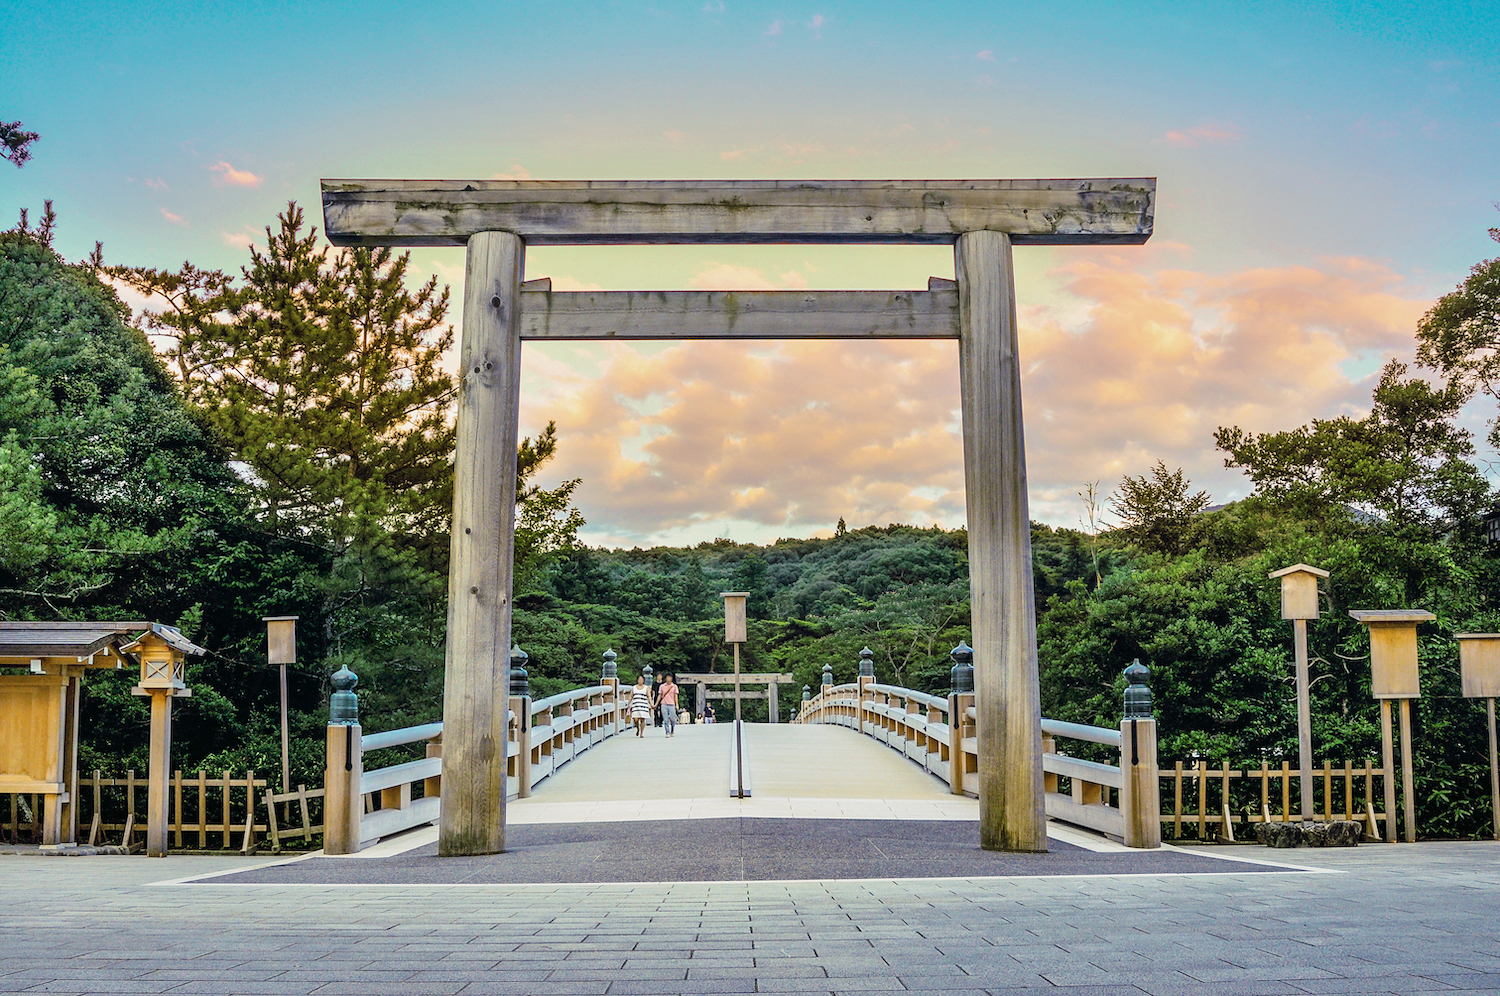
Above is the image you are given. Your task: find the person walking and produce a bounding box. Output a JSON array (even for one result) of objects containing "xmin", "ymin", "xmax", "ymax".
[
  {"xmin": 630, "ymin": 675, "xmax": 652, "ymax": 738},
  {"xmin": 657, "ymin": 673, "xmax": 680, "ymax": 738}
]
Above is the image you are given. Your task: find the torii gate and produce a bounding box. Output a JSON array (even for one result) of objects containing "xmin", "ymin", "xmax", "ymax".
[{"xmin": 321, "ymin": 178, "xmax": 1155, "ymax": 855}]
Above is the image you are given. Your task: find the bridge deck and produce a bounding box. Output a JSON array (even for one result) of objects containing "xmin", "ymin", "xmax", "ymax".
[{"xmin": 502, "ymin": 722, "xmax": 981, "ymax": 827}]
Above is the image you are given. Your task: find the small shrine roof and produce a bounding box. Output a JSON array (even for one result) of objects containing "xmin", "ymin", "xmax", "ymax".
[
  {"xmin": 119, "ymin": 623, "xmax": 208, "ymax": 658},
  {"xmin": 0, "ymin": 621, "xmax": 150, "ymax": 662}
]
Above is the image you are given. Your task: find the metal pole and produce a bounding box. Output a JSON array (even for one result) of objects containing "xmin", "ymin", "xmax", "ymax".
[
  {"xmin": 735, "ymin": 720, "xmax": 745, "ymax": 799},
  {"xmin": 279, "ymin": 663, "xmax": 290, "ymax": 793},
  {"xmin": 733, "ymin": 643, "xmax": 742, "ymax": 722},
  {"xmin": 1293, "ymin": 618, "xmax": 1313, "ymax": 820}
]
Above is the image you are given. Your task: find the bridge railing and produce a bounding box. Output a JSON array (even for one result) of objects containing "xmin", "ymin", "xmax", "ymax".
[
  {"xmin": 796, "ymin": 660, "xmax": 1160, "ymax": 848},
  {"xmin": 324, "ymin": 668, "xmax": 629, "ymax": 854}
]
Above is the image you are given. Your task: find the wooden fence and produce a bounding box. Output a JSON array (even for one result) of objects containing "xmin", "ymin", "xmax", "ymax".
[
  {"xmin": 1158, "ymin": 758, "xmax": 1389, "ymax": 841},
  {"xmin": 4, "ymin": 770, "xmax": 268, "ymax": 851},
  {"xmin": 263, "ymin": 783, "xmax": 326, "ymax": 851}
]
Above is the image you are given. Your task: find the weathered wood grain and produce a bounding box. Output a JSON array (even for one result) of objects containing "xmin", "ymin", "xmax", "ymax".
[
  {"xmin": 438, "ymin": 231, "xmax": 524, "ymax": 857},
  {"xmin": 956, "ymin": 230, "xmax": 1047, "ymax": 853},
  {"xmin": 518, "ymin": 287, "xmax": 959, "ymax": 340},
  {"xmin": 145, "ymin": 693, "xmax": 171, "ymax": 857},
  {"xmin": 321, "ymin": 178, "xmax": 1155, "ymax": 247}
]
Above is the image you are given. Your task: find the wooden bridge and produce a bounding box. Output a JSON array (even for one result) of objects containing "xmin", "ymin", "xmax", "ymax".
[{"xmin": 321, "ymin": 671, "xmax": 1162, "ymax": 856}]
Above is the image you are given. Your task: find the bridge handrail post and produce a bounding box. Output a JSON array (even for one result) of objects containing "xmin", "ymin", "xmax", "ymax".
[
  {"xmin": 509, "ymin": 694, "xmax": 532, "ymax": 798},
  {"xmin": 1120, "ymin": 661, "xmax": 1160, "ymax": 848},
  {"xmin": 324, "ymin": 665, "xmax": 362, "ymax": 855},
  {"xmin": 948, "ymin": 642, "xmax": 975, "ymax": 796}
]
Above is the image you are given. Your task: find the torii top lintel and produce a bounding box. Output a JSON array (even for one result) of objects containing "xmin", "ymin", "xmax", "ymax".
[{"xmin": 320, "ymin": 178, "xmax": 1155, "ymax": 248}]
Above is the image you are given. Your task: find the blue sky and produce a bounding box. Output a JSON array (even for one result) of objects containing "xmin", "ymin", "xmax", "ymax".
[{"xmin": 4, "ymin": 1, "xmax": 1498, "ymax": 545}]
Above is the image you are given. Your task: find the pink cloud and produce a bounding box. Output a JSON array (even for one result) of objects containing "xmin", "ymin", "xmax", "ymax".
[
  {"xmin": 159, "ymin": 208, "xmax": 187, "ymax": 227},
  {"xmin": 764, "ymin": 19, "xmax": 783, "ymax": 35},
  {"xmin": 808, "ymin": 14, "xmax": 825, "ymax": 29},
  {"xmin": 1164, "ymin": 125, "xmax": 1242, "ymax": 147},
  {"xmin": 208, "ymin": 161, "xmax": 263, "ymax": 187},
  {"xmin": 976, "ymin": 49, "xmax": 994, "ymax": 61},
  {"xmin": 492, "ymin": 164, "xmax": 531, "ymax": 180},
  {"xmin": 515, "ymin": 252, "xmax": 1434, "ymax": 545}
]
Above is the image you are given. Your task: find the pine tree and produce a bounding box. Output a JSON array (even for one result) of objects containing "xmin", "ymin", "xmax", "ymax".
[{"xmin": 114, "ymin": 203, "xmax": 456, "ymax": 546}]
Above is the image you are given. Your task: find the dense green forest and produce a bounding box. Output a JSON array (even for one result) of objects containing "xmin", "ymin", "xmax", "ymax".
[{"xmin": 4, "ymin": 203, "xmax": 1500, "ymax": 837}]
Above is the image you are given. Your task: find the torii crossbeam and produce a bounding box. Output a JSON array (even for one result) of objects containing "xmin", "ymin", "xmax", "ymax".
[{"xmin": 321, "ymin": 178, "xmax": 1156, "ymax": 856}]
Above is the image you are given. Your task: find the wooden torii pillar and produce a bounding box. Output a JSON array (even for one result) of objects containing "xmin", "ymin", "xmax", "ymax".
[{"xmin": 322, "ymin": 178, "xmax": 1155, "ymax": 855}]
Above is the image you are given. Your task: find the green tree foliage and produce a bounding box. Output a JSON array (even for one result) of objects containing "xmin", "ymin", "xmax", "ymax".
[
  {"xmin": 1109, "ymin": 461, "xmax": 1211, "ymax": 555},
  {"xmin": 0, "ymin": 208, "xmax": 330, "ymax": 776},
  {"xmin": 1416, "ymin": 221, "xmax": 1500, "ymax": 449},
  {"xmin": 1, "ymin": 120, "xmax": 38, "ymax": 167},
  {"xmin": 1215, "ymin": 360, "xmax": 1486, "ymax": 535},
  {"xmin": 0, "ymin": 203, "xmax": 585, "ymax": 790},
  {"xmin": 112, "ymin": 204, "xmax": 456, "ymax": 544},
  {"xmin": 0, "ymin": 212, "xmax": 243, "ymax": 616}
]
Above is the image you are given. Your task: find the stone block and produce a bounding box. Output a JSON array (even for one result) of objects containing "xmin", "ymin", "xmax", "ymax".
[
  {"xmin": 1254, "ymin": 822, "xmax": 1302, "ymax": 847},
  {"xmin": 1296, "ymin": 820, "xmax": 1361, "ymax": 847}
]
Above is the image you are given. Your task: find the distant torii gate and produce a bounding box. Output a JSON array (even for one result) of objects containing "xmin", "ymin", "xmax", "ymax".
[{"xmin": 321, "ymin": 178, "xmax": 1156, "ymax": 856}]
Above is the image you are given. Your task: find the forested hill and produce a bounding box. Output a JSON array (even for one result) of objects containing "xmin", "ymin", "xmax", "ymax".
[{"xmin": 512, "ymin": 521, "xmax": 1122, "ymax": 706}]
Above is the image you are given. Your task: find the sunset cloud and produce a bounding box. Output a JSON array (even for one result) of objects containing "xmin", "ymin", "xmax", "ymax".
[
  {"xmin": 1164, "ymin": 124, "xmax": 1242, "ymax": 147},
  {"xmin": 208, "ymin": 160, "xmax": 263, "ymax": 187},
  {"xmin": 517, "ymin": 253, "xmax": 1434, "ymax": 546},
  {"xmin": 160, "ymin": 208, "xmax": 187, "ymax": 227}
]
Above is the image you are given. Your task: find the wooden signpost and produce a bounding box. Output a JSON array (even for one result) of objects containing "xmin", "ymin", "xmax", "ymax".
[
  {"xmin": 263, "ymin": 616, "xmax": 297, "ymax": 793},
  {"xmin": 1269, "ymin": 564, "xmax": 1328, "ymax": 821},
  {"xmin": 321, "ymin": 177, "xmax": 1155, "ymax": 855},
  {"xmin": 1454, "ymin": 634, "xmax": 1500, "ymax": 841},
  {"xmin": 1349, "ymin": 608, "xmax": 1435, "ymax": 843}
]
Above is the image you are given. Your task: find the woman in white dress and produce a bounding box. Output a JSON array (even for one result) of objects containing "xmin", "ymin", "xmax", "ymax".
[{"xmin": 630, "ymin": 675, "xmax": 653, "ymax": 737}]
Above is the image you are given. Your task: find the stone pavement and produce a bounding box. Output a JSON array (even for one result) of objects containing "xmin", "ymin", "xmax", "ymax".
[{"xmin": 3, "ymin": 840, "xmax": 1499, "ymax": 995}]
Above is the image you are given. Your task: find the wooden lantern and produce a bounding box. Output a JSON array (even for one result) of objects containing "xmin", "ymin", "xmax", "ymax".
[
  {"xmin": 127, "ymin": 628, "xmax": 189, "ymax": 692},
  {"xmin": 1348, "ymin": 609, "xmax": 1435, "ymax": 699},
  {"xmin": 1456, "ymin": 634, "xmax": 1500, "ymax": 699},
  {"xmin": 1268, "ymin": 563, "xmax": 1328, "ymax": 620},
  {"xmin": 721, "ymin": 592, "xmax": 748, "ymax": 644}
]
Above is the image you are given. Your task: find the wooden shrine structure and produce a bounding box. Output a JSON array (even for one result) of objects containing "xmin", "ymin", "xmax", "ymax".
[
  {"xmin": 0, "ymin": 621, "xmax": 202, "ymax": 854},
  {"xmin": 321, "ymin": 177, "xmax": 1156, "ymax": 856}
]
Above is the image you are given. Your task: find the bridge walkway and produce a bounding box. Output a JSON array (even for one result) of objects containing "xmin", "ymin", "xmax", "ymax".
[{"xmin": 508, "ymin": 722, "xmax": 976, "ymax": 825}]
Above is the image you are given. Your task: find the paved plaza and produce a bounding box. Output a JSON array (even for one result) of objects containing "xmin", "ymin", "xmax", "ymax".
[{"xmin": 3, "ymin": 725, "xmax": 1498, "ymax": 995}]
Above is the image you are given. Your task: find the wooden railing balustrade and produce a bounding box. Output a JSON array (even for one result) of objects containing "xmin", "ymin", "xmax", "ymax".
[
  {"xmin": 796, "ymin": 670, "xmax": 1161, "ymax": 848},
  {"xmin": 797, "ymin": 674, "xmax": 1397, "ymax": 844},
  {"xmin": 323, "ymin": 677, "xmax": 630, "ymax": 854}
]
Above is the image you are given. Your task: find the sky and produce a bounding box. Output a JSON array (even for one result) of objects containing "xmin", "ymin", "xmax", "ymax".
[{"xmin": 4, "ymin": 0, "xmax": 1499, "ymax": 548}]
